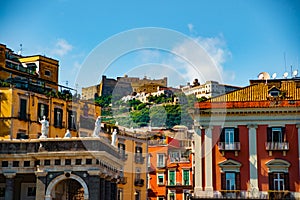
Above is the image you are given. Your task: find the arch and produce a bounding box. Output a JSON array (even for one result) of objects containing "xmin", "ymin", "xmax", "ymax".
[
  {"xmin": 266, "ymin": 159, "xmax": 290, "ymax": 173},
  {"xmin": 218, "ymin": 159, "xmax": 242, "ymax": 172},
  {"xmin": 45, "ymin": 173, "xmax": 89, "ymax": 200}
]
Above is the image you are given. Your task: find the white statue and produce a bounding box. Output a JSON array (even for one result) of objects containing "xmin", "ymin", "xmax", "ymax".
[
  {"xmin": 111, "ymin": 129, "xmax": 117, "ymax": 147},
  {"xmin": 39, "ymin": 116, "xmax": 49, "ymax": 138},
  {"xmin": 93, "ymin": 116, "xmax": 102, "ymax": 137},
  {"xmin": 64, "ymin": 129, "xmax": 71, "ymax": 138}
]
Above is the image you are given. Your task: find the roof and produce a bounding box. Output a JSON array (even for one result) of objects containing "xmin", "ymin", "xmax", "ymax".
[{"xmin": 195, "ymin": 79, "xmax": 300, "ymax": 109}]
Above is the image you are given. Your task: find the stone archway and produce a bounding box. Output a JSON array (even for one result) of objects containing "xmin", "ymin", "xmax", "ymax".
[{"xmin": 45, "ymin": 173, "xmax": 89, "ymax": 200}]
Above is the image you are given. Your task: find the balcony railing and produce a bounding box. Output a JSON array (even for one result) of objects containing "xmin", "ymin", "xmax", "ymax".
[
  {"xmin": 265, "ymin": 142, "xmax": 289, "ymax": 150},
  {"xmin": 119, "ymin": 152, "xmax": 128, "ymax": 160},
  {"xmin": 220, "ymin": 190, "xmax": 241, "ymax": 198},
  {"xmin": 218, "ymin": 142, "xmax": 240, "ymax": 151},
  {"xmin": 169, "ymin": 157, "xmax": 190, "ymax": 163},
  {"xmin": 18, "ymin": 112, "xmax": 30, "ymax": 121},
  {"xmin": 135, "ymin": 154, "xmax": 145, "ymax": 164},
  {"xmin": 148, "ymin": 139, "xmax": 167, "ymax": 146},
  {"xmin": 134, "ymin": 179, "xmax": 144, "ymax": 187},
  {"xmin": 268, "ymin": 190, "xmax": 290, "ymax": 199}
]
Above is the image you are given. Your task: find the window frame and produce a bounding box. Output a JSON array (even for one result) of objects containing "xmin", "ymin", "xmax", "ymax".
[
  {"xmin": 168, "ymin": 170, "xmax": 176, "ymax": 186},
  {"xmin": 182, "ymin": 169, "xmax": 190, "ymax": 186},
  {"xmin": 157, "ymin": 153, "xmax": 165, "ymax": 167},
  {"xmin": 157, "ymin": 172, "xmax": 165, "ymax": 185}
]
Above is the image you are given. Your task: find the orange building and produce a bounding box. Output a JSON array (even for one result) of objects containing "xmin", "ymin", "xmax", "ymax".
[
  {"xmin": 148, "ymin": 128, "xmax": 193, "ymax": 200},
  {"xmin": 192, "ymin": 78, "xmax": 300, "ymax": 199}
]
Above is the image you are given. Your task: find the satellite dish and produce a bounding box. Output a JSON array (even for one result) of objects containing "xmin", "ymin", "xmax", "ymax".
[
  {"xmin": 258, "ymin": 72, "xmax": 270, "ymax": 80},
  {"xmin": 283, "ymin": 72, "xmax": 288, "ymax": 78},
  {"xmin": 271, "ymin": 73, "xmax": 277, "ymax": 79},
  {"xmin": 293, "ymin": 70, "xmax": 298, "ymax": 77}
]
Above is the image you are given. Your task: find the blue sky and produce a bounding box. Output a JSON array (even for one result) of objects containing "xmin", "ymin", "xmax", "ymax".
[{"xmin": 0, "ymin": 0, "xmax": 299, "ymax": 90}]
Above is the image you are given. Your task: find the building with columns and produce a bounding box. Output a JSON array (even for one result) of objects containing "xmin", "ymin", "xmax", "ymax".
[
  {"xmin": 192, "ymin": 78, "xmax": 300, "ymax": 199},
  {"xmin": 0, "ymin": 138, "xmax": 123, "ymax": 199}
]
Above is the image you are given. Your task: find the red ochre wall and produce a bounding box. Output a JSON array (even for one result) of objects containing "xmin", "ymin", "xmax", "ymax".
[{"xmin": 257, "ymin": 124, "xmax": 300, "ymax": 192}]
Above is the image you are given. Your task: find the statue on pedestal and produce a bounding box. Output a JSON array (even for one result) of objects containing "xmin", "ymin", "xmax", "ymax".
[
  {"xmin": 111, "ymin": 129, "xmax": 117, "ymax": 147},
  {"xmin": 64, "ymin": 129, "xmax": 71, "ymax": 138},
  {"xmin": 93, "ymin": 116, "xmax": 102, "ymax": 137},
  {"xmin": 39, "ymin": 116, "xmax": 49, "ymax": 138}
]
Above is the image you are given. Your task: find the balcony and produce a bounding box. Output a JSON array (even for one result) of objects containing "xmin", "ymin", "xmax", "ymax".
[
  {"xmin": 268, "ymin": 190, "xmax": 290, "ymax": 199},
  {"xmin": 265, "ymin": 142, "xmax": 289, "ymax": 151},
  {"xmin": 218, "ymin": 142, "xmax": 240, "ymax": 151},
  {"xmin": 169, "ymin": 157, "xmax": 190, "ymax": 163},
  {"xmin": 220, "ymin": 190, "xmax": 241, "ymax": 198},
  {"xmin": 119, "ymin": 153, "xmax": 128, "ymax": 160},
  {"xmin": 135, "ymin": 154, "xmax": 145, "ymax": 164},
  {"xmin": 148, "ymin": 139, "xmax": 167, "ymax": 146},
  {"xmin": 134, "ymin": 179, "xmax": 144, "ymax": 187}
]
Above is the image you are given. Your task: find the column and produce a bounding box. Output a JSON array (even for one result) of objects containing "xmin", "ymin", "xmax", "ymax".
[
  {"xmin": 204, "ymin": 126, "xmax": 213, "ymax": 196},
  {"xmin": 247, "ymin": 124, "xmax": 259, "ymax": 197},
  {"xmin": 4, "ymin": 173, "xmax": 16, "ymax": 200},
  {"xmin": 105, "ymin": 180, "xmax": 111, "ymax": 200},
  {"xmin": 194, "ymin": 125, "xmax": 203, "ymax": 197},
  {"xmin": 100, "ymin": 178, "xmax": 106, "ymax": 200},
  {"xmin": 110, "ymin": 181, "xmax": 117, "ymax": 200},
  {"xmin": 35, "ymin": 171, "xmax": 47, "ymax": 200},
  {"xmin": 88, "ymin": 171, "xmax": 101, "ymax": 200}
]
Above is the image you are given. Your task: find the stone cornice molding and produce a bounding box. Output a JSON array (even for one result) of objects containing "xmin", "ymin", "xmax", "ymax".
[
  {"xmin": 3, "ymin": 172, "xmax": 16, "ymax": 178},
  {"xmin": 247, "ymin": 124, "xmax": 258, "ymax": 129}
]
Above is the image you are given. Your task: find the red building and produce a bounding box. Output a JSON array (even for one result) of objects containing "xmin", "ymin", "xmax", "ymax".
[
  {"xmin": 192, "ymin": 78, "xmax": 300, "ymax": 199},
  {"xmin": 148, "ymin": 128, "xmax": 193, "ymax": 200}
]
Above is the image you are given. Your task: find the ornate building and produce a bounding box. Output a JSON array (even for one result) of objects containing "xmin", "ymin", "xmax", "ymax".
[{"xmin": 192, "ymin": 78, "xmax": 300, "ymax": 199}]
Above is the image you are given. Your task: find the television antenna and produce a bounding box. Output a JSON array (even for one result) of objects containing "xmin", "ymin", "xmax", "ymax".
[
  {"xmin": 283, "ymin": 72, "xmax": 288, "ymax": 79},
  {"xmin": 271, "ymin": 73, "xmax": 277, "ymax": 79}
]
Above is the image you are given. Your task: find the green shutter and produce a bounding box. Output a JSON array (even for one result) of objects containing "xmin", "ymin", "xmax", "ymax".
[
  {"xmin": 169, "ymin": 171, "xmax": 175, "ymax": 185},
  {"xmin": 183, "ymin": 170, "xmax": 189, "ymax": 185}
]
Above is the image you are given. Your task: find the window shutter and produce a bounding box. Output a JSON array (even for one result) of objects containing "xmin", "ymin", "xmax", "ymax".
[
  {"xmin": 284, "ymin": 173, "xmax": 289, "ymax": 190},
  {"xmin": 221, "ymin": 173, "xmax": 226, "ymax": 190},
  {"xmin": 268, "ymin": 173, "xmax": 274, "ymax": 190},
  {"xmin": 235, "ymin": 173, "xmax": 241, "ymax": 190},
  {"xmin": 267, "ymin": 127, "xmax": 272, "ymax": 142},
  {"xmin": 282, "ymin": 127, "xmax": 286, "ymax": 142},
  {"xmin": 234, "ymin": 128, "xmax": 239, "ymax": 142},
  {"xmin": 60, "ymin": 109, "xmax": 63, "ymax": 126},
  {"xmin": 220, "ymin": 128, "xmax": 225, "ymax": 142},
  {"xmin": 54, "ymin": 108, "xmax": 58, "ymax": 125},
  {"xmin": 38, "ymin": 103, "xmax": 41, "ymax": 119}
]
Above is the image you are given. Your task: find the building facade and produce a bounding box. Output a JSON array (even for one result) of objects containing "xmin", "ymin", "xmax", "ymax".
[
  {"xmin": 148, "ymin": 128, "xmax": 193, "ymax": 200},
  {"xmin": 181, "ymin": 80, "xmax": 240, "ymax": 99},
  {"xmin": 0, "ymin": 138, "xmax": 123, "ymax": 200},
  {"xmin": 192, "ymin": 78, "xmax": 300, "ymax": 199}
]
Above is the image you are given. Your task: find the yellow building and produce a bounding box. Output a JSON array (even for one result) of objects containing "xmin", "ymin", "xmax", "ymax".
[
  {"xmin": 116, "ymin": 127, "xmax": 148, "ymax": 200},
  {"xmin": 0, "ymin": 43, "xmax": 101, "ymax": 139}
]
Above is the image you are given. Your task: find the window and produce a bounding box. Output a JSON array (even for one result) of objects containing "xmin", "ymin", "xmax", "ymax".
[
  {"xmin": 44, "ymin": 70, "xmax": 51, "ymax": 76},
  {"xmin": 135, "ymin": 190, "xmax": 140, "ymax": 200},
  {"xmin": 135, "ymin": 146, "xmax": 143, "ymax": 163},
  {"xmin": 21, "ymin": 183, "xmax": 36, "ymax": 199},
  {"xmin": 44, "ymin": 160, "xmax": 50, "ymax": 166},
  {"xmin": 54, "ymin": 108, "xmax": 63, "ymax": 128},
  {"xmin": 170, "ymin": 151, "xmax": 180, "ymax": 162},
  {"xmin": 2, "ymin": 161, "xmax": 8, "ymax": 167},
  {"xmin": 221, "ymin": 172, "xmax": 240, "ymax": 191},
  {"xmin": 19, "ymin": 98, "xmax": 27, "ymax": 120},
  {"xmin": 75, "ymin": 159, "xmax": 82, "ymax": 165},
  {"xmin": 182, "ymin": 169, "xmax": 190, "ymax": 185},
  {"xmin": 157, "ymin": 197, "xmax": 164, "ymax": 200},
  {"xmin": 13, "ymin": 161, "xmax": 19, "ymax": 167},
  {"xmin": 118, "ymin": 143, "xmax": 126, "ymax": 159},
  {"xmin": 65, "ymin": 159, "xmax": 71, "ymax": 165},
  {"xmin": 267, "ymin": 127, "xmax": 285, "ymax": 143},
  {"xmin": 86, "ymin": 159, "xmax": 92, "ymax": 165},
  {"xmin": 220, "ymin": 128, "xmax": 239, "ymax": 150},
  {"xmin": 24, "ymin": 161, "xmax": 30, "ymax": 167},
  {"xmin": 157, "ymin": 154, "xmax": 165, "ymax": 167},
  {"xmin": 168, "ymin": 170, "xmax": 176, "ymax": 186},
  {"xmin": 38, "ymin": 103, "xmax": 49, "ymax": 120},
  {"xmin": 135, "ymin": 168, "xmax": 141, "ymax": 180},
  {"xmin": 169, "ymin": 191, "xmax": 175, "ymax": 200},
  {"xmin": 68, "ymin": 110, "xmax": 77, "ymax": 130},
  {"xmin": 270, "ymin": 91, "xmax": 280, "ymax": 97},
  {"xmin": 183, "ymin": 190, "xmax": 191, "ymax": 200},
  {"xmin": 27, "ymin": 187, "xmax": 36, "ymax": 196},
  {"xmin": 55, "ymin": 159, "xmax": 61, "ymax": 165},
  {"xmin": 157, "ymin": 173, "xmax": 164, "ymax": 185}
]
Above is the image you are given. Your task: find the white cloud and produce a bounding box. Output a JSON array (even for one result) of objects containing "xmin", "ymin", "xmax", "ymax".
[{"xmin": 51, "ymin": 39, "xmax": 73, "ymax": 57}]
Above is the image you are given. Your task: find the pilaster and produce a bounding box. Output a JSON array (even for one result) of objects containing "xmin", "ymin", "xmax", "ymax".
[
  {"xmin": 194, "ymin": 125, "xmax": 203, "ymax": 196},
  {"xmin": 247, "ymin": 124, "xmax": 259, "ymax": 197},
  {"xmin": 204, "ymin": 126, "xmax": 213, "ymax": 196},
  {"xmin": 296, "ymin": 124, "xmax": 300, "ymax": 181},
  {"xmin": 35, "ymin": 171, "xmax": 48, "ymax": 200}
]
